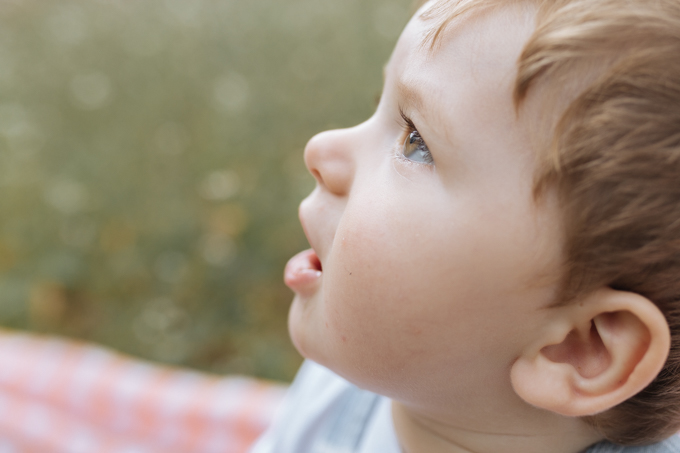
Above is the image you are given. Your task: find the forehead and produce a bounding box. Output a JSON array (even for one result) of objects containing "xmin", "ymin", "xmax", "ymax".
[
  {"xmin": 391, "ymin": 1, "xmax": 535, "ymax": 74},
  {"xmin": 385, "ymin": 3, "xmax": 536, "ymax": 144},
  {"xmin": 416, "ymin": 0, "xmax": 537, "ymax": 46}
]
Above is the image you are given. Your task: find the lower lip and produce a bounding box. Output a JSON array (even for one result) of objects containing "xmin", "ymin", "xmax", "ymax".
[{"xmin": 284, "ymin": 249, "xmax": 322, "ymax": 294}]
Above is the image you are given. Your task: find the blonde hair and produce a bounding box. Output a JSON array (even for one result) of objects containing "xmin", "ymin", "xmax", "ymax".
[{"xmin": 420, "ymin": 0, "xmax": 680, "ymax": 445}]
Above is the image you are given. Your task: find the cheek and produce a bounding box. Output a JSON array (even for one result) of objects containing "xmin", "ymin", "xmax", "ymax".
[
  {"xmin": 320, "ymin": 200, "xmax": 447, "ymax": 377},
  {"xmin": 318, "ymin": 193, "xmax": 556, "ymax": 382}
]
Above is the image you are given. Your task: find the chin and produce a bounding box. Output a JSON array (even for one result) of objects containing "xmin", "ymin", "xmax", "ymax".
[{"xmin": 287, "ymin": 295, "xmax": 321, "ymax": 362}]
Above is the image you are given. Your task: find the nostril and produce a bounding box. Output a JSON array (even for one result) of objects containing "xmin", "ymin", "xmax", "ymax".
[
  {"xmin": 310, "ymin": 168, "xmax": 323, "ymax": 184},
  {"xmin": 307, "ymin": 159, "xmax": 351, "ymax": 196},
  {"xmin": 303, "ymin": 129, "xmax": 354, "ymax": 196}
]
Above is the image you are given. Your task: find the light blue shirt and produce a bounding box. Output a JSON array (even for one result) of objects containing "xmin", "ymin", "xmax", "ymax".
[{"xmin": 251, "ymin": 360, "xmax": 680, "ymax": 453}]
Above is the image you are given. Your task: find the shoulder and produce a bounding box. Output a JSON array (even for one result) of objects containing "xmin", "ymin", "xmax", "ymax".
[
  {"xmin": 249, "ymin": 360, "xmax": 399, "ymax": 453},
  {"xmin": 587, "ymin": 435, "xmax": 680, "ymax": 453}
]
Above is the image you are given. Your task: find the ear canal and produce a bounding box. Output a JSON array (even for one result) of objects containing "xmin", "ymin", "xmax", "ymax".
[
  {"xmin": 511, "ymin": 289, "xmax": 670, "ymax": 417},
  {"xmin": 540, "ymin": 320, "xmax": 611, "ymax": 380}
]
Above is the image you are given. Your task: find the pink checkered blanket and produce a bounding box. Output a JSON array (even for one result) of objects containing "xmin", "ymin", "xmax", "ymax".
[{"xmin": 0, "ymin": 330, "xmax": 288, "ymax": 453}]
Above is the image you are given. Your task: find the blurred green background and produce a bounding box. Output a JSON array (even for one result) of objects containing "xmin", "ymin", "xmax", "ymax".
[{"xmin": 0, "ymin": 0, "xmax": 412, "ymax": 382}]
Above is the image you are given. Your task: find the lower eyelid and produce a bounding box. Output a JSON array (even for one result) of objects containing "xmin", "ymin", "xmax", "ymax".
[{"xmin": 391, "ymin": 153, "xmax": 418, "ymax": 181}]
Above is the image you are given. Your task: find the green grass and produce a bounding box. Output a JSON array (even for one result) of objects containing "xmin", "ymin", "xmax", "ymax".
[{"xmin": 0, "ymin": 0, "xmax": 411, "ymax": 381}]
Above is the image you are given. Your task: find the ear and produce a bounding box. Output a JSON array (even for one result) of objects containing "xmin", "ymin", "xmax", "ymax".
[{"xmin": 510, "ymin": 288, "xmax": 670, "ymax": 417}]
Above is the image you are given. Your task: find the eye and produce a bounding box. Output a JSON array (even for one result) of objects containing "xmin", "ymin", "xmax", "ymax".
[
  {"xmin": 402, "ymin": 129, "xmax": 433, "ymax": 165},
  {"xmin": 399, "ymin": 108, "xmax": 433, "ymax": 165}
]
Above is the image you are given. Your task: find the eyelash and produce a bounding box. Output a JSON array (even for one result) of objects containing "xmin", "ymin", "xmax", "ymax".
[{"xmin": 398, "ymin": 108, "xmax": 434, "ymax": 165}]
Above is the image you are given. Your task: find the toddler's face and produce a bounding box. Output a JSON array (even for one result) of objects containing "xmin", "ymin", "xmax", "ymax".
[{"xmin": 285, "ymin": 3, "xmax": 561, "ymax": 406}]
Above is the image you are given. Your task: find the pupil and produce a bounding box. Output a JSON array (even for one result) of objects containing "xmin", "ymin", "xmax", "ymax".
[{"xmin": 403, "ymin": 131, "xmax": 421, "ymax": 158}]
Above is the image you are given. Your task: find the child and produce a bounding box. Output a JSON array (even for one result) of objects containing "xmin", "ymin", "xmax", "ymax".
[{"xmin": 252, "ymin": 0, "xmax": 680, "ymax": 451}]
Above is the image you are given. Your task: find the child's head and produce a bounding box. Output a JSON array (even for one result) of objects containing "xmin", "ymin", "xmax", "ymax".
[{"xmin": 284, "ymin": 0, "xmax": 680, "ymax": 448}]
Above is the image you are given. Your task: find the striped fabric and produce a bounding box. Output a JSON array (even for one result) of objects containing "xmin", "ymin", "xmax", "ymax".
[{"xmin": 0, "ymin": 330, "xmax": 288, "ymax": 453}]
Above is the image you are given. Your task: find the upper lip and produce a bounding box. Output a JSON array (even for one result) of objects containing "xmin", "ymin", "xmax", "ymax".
[{"xmin": 298, "ymin": 197, "xmax": 325, "ymax": 270}]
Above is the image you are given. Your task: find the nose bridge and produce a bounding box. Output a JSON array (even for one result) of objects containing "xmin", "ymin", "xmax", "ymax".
[{"xmin": 303, "ymin": 128, "xmax": 355, "ymax": 196}]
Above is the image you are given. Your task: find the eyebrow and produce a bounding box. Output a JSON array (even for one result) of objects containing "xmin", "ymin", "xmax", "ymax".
[
  {"xmin": 395, "ymin": 78, "xmax": 424, "ymax": 113},
  {"xmin": 384, "ymin": 62, "xmax": 449, "ymax": 143},
  {"xmin": 395, "ymin": 74, "xmax": 453, "ymax": 148},
  {"xmin": 383, "ymin": 62, "xmax": 425, "ymax": 113}
]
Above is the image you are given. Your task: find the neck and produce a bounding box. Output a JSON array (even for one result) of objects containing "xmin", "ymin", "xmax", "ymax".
[{"xmin": 391, "ymin": 401, "xmax": 602, "ymax": 453}]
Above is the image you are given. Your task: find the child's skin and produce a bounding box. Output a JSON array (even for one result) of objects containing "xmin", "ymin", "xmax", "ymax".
[{"xmin": 283, "ymin": 2, "xmax": 671, "ymax": 452}]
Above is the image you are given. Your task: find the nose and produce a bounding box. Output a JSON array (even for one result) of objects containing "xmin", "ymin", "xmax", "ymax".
[{"xmin": 303, "ymin": 128, "xmax": 355, "ymax": 196}]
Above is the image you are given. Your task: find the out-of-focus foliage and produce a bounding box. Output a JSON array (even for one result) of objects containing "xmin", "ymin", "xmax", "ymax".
[{"xmin": 0, "ymin": 0, "xmax": 411, "ymax": 381}]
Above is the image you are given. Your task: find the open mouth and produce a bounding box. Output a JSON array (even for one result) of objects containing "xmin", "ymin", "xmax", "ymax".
[
  {"xmin": 284, "ymin": 248, "xmax": 323, "ymax": 293},
  {"xmin": 309, "ymin": 251, "xmax": 322, "ymax": 272}
]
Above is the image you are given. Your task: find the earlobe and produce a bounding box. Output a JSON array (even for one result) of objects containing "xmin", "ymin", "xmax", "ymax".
[{"xmin": 511, "ymin": 289, "xmax": 671, "ymax": 417}]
